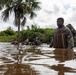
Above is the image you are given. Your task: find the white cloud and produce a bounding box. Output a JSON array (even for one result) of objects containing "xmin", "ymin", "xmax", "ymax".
[{"xmin": 0, "ymin": 0, "xmax": 76, "ymax": 31}]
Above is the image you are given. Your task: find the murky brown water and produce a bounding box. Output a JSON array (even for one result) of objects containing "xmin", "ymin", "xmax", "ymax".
[{"xmin": 0, "ymin": 42, "xmax": 76, "ymax": 75}]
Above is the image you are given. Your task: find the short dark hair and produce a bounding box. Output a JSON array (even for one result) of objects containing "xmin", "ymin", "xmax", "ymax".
[{"xmin": 57, "ymin": 17, "xmax": 64, "ymax": 23}]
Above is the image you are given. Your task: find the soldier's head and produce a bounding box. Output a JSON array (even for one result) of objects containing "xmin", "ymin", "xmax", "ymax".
[
  {"xmin": 57, "ymin": 17, "xmax": 64, "ymax": 28},
  {"xmin": 66, "ymin": 24, "xmax": 72, "ymax": 29}
]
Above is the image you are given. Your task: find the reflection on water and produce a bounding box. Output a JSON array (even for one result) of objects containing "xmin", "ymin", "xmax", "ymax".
[
  {"xmin": 51, "ymin": 49, "xmax": 76, "ymax": 75},
  {"xmin": 0, "ymin": 63, "xmax": 37, "ymax": 75},
  {"xmin": 51, "ymin": 64, "xmax": 76, "ymax": 75},
  {"xmin": 53, "ymin": 48, "xmax": 74, "ymax": 62},
  {"xmin": 0, "ymin": 42, "xmax": 76, "ymax": 75}
]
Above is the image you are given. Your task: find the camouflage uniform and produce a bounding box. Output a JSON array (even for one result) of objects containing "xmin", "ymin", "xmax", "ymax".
[
  {"xmin": 66, "ymin": 24, "xmax": 76, "ymax": 47},
  {"xmin": 66, "ymin": 24, "xmax": 76, "ymax": 35},
  {"xmin": 50, "ymin": 26, "xmax": 74, "ymax": 48}
]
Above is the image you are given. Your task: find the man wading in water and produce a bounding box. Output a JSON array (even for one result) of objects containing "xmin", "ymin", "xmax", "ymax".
[{"xmin": 50, "ymin": 17, "xmax": 74, "ymax": 49}]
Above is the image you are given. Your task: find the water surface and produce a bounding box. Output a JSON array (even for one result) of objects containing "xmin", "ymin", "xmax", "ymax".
[{"xmin": 0, "ymin": 42, "xmax": 76, "ymax": 75}]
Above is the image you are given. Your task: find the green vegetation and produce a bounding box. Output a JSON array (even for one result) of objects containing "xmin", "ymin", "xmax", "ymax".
[
  {"xmin": 0, "ymin": 27, "xmax": 17, "ymax": 42},
  {"xmin": 0, "ymin": 25, "xmax": 54, "ymax": 43},
  {"xmin": 20, "ymin": 24, "xmax": 54, "ymax": 43}
]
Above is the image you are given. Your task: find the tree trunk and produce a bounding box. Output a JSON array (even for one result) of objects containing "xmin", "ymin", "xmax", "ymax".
[{"xmin": 18, "ymin": 18, "xmax": 20, "ymax": 39}]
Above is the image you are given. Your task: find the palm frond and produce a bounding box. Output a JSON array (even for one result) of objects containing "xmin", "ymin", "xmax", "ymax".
[
  {"xmin": 21, "ymin": 17, "xmax": 26, "ymax": 26},
  {"xmin": 30, "ymin": 11, "xmax": 36, "ymax": 19},
  {"xmin": 32, "ymin": 2, "xmax": 41, "ymax": 10},
  {"xmin": 26, "ymin": 6, "xmax": 31, "ymax": 13},
  {"xmin": 20, "ymin": 3, "xmax": 28, "ymax": 13},
  {"xmin": 2, "ymin": 9, "xmax": 9, "ymax": 21}
]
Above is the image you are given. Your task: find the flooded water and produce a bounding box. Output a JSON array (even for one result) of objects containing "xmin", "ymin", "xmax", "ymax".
[{"xmin": 0, "ymin": 42, "xmax": 76, "ymax": 75}]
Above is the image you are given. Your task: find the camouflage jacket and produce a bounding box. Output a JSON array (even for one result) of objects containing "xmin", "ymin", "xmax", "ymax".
[{"xmin": 50, "ymin": 26, "xmax": 74, "ymax": 48}]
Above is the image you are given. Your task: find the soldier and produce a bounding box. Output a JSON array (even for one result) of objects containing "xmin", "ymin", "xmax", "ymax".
[
  {"xmin": 50, "ymin": 17, "xmax": 74, "ymax": 48},
  {"xmin": 66, "ymin": 24, "xmax": 76, "ymax": 37},
  {"xmin": 66, "ymin": 24, "xmax": 76, "ymax": 47},
  {"xmin": 34, "ymin": 37, "xmax": 41, "ymax": 45},
  {"xmin": 11, "ymin": 38, "xmax": 19, "ymax": 45}
]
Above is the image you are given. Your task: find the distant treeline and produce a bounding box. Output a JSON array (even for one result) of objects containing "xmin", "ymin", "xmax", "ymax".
[{"xmin": 0, "ymin": 25, "xmax": 54, "ymax": 43}]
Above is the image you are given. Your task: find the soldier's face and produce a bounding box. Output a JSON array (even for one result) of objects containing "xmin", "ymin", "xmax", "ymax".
[{"xmin": 57, "ymin": 20, "xmax": 63, "ymax": 28}]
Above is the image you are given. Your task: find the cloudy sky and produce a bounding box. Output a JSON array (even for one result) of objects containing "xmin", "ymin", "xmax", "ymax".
[{"xmin": 0, "ymin": 0, "xmax": 76, "ymax": 31}]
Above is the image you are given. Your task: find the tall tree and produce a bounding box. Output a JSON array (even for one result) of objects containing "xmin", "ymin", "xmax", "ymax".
[{"xmin": 0, "ymin": 0, "xmax": 40, "ymax": 38}]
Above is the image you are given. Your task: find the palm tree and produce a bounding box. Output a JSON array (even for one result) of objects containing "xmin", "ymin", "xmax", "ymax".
[{"xmin": 0, "ymin": 0, "xmax": 40, "ymax": 39}]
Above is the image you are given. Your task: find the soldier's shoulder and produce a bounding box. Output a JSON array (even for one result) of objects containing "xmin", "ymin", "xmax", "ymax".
[{"xmin": 64, "ymin": 26, "xmax": 71, "ymax": 31}]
